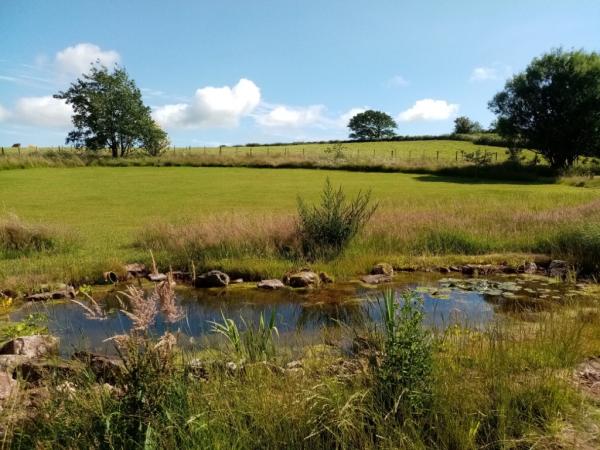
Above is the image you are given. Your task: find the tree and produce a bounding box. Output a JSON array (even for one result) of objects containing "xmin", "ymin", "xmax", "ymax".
[
  {"xmin": 348, "ymin": 110, "xmax": 397, "ymax": 140},
  {"xmin": 489, "ymin": 49, "xmax": 600, "ymax": 169},
  {"xmin": 55, "ymin": 64, "xmax": 169, "ymax": 157},
  {"xmin": 453, "ymin": 116, "xmax": 483, "ymax": 134}
]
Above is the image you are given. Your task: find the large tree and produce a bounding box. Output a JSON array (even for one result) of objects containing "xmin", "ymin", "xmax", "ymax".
[
  {"xmin": 55, "ymin": 65, "xmax": 168, "ymax": 157},
  {"xmin": 489, "ymin": 49, "xmax": 600, "ymax": 169},
  {"xmin": 453, "ymin": 116, "xmax": 483, "ymax": 134},
  {"xmin": 348, "ymin": 110, "xmax": 397, "ymax": 140}
]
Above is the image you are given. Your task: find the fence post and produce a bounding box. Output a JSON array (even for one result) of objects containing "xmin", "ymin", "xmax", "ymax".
[
  {"xmin": 391, "ymin": 149, "xmax": 394, "ymax": 159},
  {"xmin": 455, "ymin": 151, "xmax": 458, "ymax": 161},
  {"xmin": 495, "ymin": 152, "xmax": 498, "ymax": 161},
  {"xmin": 436, "ymin": 150, "xmax": 439, "ymax": 161},
  {"xmin": 1, "ymin": 147, "xmax": 3, "ymax": 156}
]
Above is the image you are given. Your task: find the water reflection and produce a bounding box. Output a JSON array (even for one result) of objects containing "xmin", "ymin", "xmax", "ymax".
[{"xmin": 9, "ymin": 274, "xmax": 575, "ymax": 355}]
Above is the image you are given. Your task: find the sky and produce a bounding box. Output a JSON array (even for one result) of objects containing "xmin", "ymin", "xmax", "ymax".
[{"xmin": 1, "ymin": 0, "xmax": 599, "ymax": 146}]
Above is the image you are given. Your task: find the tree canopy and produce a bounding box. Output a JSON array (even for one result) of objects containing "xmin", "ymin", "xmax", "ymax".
[
  {"xmin": 453, "ymin": 116, "xmax": 483, "ymax": 134},
  {"xmin": 489, "ymin": 49, "xmax": 600, "ymax": 168},
  {"xmin": 55, "ymin": 65, "xmax": 169, "ymax": 157},
  {"xmin": 348, "ymin": 110, "xmax": 397, "ymax": 140}
]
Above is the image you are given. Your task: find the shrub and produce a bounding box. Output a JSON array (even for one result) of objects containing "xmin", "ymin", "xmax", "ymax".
[
  {"xmin": 376, "ymin": 290, "xmax": 433, "ymax": 417},
  {"xmin": 297, "ymin": 178, "xmax": 377, "ymax": 260}
]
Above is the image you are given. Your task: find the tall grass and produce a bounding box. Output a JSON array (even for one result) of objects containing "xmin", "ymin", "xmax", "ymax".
[
  {"xmin": 0, "ymin": 215, "xmax": 75, "ymax": 259},
  {"xmin": 538, "ymin": 223, "xmax": 600, "ymax": 274}
]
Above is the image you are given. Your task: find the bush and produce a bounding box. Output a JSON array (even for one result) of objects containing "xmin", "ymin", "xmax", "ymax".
[
  {"xmin": 376, "ymin": 290, "xmax": 433, "ymax": 417},
  {"xmin": 297, "ymin": 178, "xmax": 377, "ymax": 260}
]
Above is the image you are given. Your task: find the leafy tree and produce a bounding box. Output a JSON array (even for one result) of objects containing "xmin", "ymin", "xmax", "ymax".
[
  {"xmin": 55, "ymin": 65, "xmax": 169, "ymax": 157},
  {"xmin": 347, "ymin": 110, "xmax": 397, "ymax": 140},
  {"xmin": 489, "ymin": 49, "xmax": 600, "ymax": 169},
  {"xmin": 453, "ymin": 116, "xmax": 483, "ymax": 134}
]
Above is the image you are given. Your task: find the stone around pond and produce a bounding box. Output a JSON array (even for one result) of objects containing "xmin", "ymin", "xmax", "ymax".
[
  {"xmin": 286, "ymin": 271, "xmax": 320, "ymax": 288},
  {"xmin": 257, "ymin": 279, "xmax": 285, "ymax": 290},
  {"xmin": 371, "ymin": 263, "xmax": 394, "ymax": 276},
  {"xmin": 360, "ymin": 274, "xmax": 393, "ymax": 285},
  {"xmin": 194, "ymin": 270, "xmax": 230, "ymax": 288},
  {"xmin": 0, "ymin": 335, "xmax": 59, "ymax": 359}
]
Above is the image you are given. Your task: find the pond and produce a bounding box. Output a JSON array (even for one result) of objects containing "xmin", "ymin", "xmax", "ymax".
[{"xmin": 9, "ymin": 273, "xmax": 582, "ymax": 355}]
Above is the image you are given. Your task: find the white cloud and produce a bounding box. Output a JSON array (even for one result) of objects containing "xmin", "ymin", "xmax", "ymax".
[
  {"xmin": 386, "ymin": 75, "xmax": 409, "ymax": 87},
  {"xmin": 13, "ymin": 96, "xmax": 72, "ymax": 127},
  {"xmin": 338, "ymin": 107, "xmax": 368, "ymax": 127},
  {"xmin": 255, "ymin": 104, "xmax": 326, "ymax": 128},
  {"xmin": 469, "ymin": 63, "xmax": 512, "ymax": 82},
  {"xmin": 0, "ymin": 104, "xmax": 9, "ymax": 121},
  {"xmin": 397, "ymin": 99, "xmax": 459, "ymax": 122},
  {"xmin": 153, "ymin": 78, "xmax": 260, "ymax": 128},
  {"xmin": 55, "ymin": 43, "xmax": 121, "ymax": 75}
]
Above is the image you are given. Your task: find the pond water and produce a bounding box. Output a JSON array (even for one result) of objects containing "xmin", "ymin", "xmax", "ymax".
[{"xmin": 9, "ymin": 273, "xmax": 581, "ymax": 355}]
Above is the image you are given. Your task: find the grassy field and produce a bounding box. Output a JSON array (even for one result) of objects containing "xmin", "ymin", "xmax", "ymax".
[
  {"xmin": 2, "ymin": 139, "xmax": 535, "ymax": 166},
  {"xmin": 1, "ymin": 165, "xmax": 599, "ymax": 289}
]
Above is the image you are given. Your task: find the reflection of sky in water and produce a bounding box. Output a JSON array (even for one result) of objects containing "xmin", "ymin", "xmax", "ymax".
[{"xmin": 10, "ymin": 279, "xmax": 498, "ymax": 355}]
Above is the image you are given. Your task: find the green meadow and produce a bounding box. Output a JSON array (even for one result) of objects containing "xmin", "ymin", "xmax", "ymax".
[{"xmin": 1, "ymin": 164, "xmax": 598, "ymax": 288}]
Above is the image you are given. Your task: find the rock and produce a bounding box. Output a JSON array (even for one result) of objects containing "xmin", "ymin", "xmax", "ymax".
[
  {"xmin": 360, "ymin": 274, "xmax": 392, "ymax": 285},
  {"xmin": 26, "ymin": 286, "xmax": 76, "ymax": 302},
  {"xmin": 449, "ymin": 266, "xmax": 461, "ymax": 272},
  {"xmin": 124, "ymin": 263, "xmax": 147, "ymax": 278},
  {"xmin": 0, "ymin": 355, "xmax": 29, "ymax": 373},
  {"xmin": 371, "ymin": 263, "xmax": 394, "ymax": 276},
  {"xmin": 549, "ymin": 260, "xmax": 569, "ymax": 278},
  {"xmin": 147, "ymin": 273, "xmax": 167, "ymax": 282},
  {"xmin": 230, "ymin": 278, "xmax": 244, "ymax": 284},
  {"xmin": 194, "ymin": 270, "xmax": 230, "ymax": 288},
  {"xmin": 0, "ymin": 335, "xmax": 59, "ymax": 358},
  {"xmin": 0, "ymin": 371, "xmax": 17, "ymax": 401},
  {"xmin": 286, "ymin": 271, "xmax": 320, "ymax": 288},
  {"xmin": 257, "ymin": 279, "xmax": 285, "ymax": 290},
  {"xmin": 519, "ymin": 262, "xmax": 537, "ymax": 274},
  {"xmin": 72, "ymin": 352, "xmax": 124, "ymax": 385},
  {"xmin": 319, "ymin": 272, "xmax": 334, "ymax": 284}
]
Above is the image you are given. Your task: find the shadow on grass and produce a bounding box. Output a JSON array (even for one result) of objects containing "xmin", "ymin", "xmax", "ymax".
[{"xmin": 415, "ymin": 163, "xmax": 559, "ymax": 185}]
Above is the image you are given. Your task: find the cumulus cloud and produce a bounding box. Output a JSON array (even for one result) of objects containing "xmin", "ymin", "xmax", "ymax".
[
  {"xmin": 55, "ymin": 43, "xmax": 121, "ymax": 75},
  {"xmin": 397, "ymin": 99, "xmax": 459, "ymax": 122},
  {"xmin": 13, "ymin": 96, "xmax": 72, "ymax": 127},
  {"xmin": 255, "ymin": 104, "xmax": 326, "ymax": 128},
  {"xmin": 470, "ymin": 64, "xmax": 512, "ymax": 82},
  {"xmin": 153, "ymin": 78, "xmax": 260, "ymax": 128}
]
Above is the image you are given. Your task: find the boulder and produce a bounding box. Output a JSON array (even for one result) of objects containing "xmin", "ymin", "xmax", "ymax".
[
  {"xmin": 549, "ymin": 260, "xmax": 569, "ymax": 278},
  {"xmin": 194, "ymin": 270, "xmax": 230, "ymax": 288},
  {"xmin": 125, "ymin": 263, "xmax": 147, "ymax": 278},
  {"xmin": 72, "ymin": 352, "xmax": 124, "ymax": 385},
  {"xmin": 0, "ymin": 371, "xmax": 17, "ymax": 401},
  {"xmin": 0, "ymin": 354, "xmax": 29, "ymax": 372},
  {"xmin": 147, "ymin": 273, "xmax": 168, "ymax": 282},
  {"xmin": 26, "ymin": 286, "xmax": 76, "ymax": 302},
  {"xmin": 286, "ymin": 271, "xmax": 320, "ymax": 288},
  {"xmin": 0, "ymin": 335, "xmax": 59, "ymax": 358},
  {"xmin": 360, "ymin": 274, "xmax": 392, "ymax": 285},
  {"xmin": 371, "ymin": 263, "xmax": 394, "ymax": 276},
  {"xmin": 257, "ymin": 279, "xmax": 285, "ymax": 290}
]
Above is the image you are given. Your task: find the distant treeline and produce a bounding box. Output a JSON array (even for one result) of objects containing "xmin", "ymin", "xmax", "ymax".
[{"xmin": 240, "ymin": 133, "xmax": 511, "ymax": 149}]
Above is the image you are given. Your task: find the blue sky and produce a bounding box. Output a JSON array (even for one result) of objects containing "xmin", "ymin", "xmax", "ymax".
[{"xmin": 1, "ymin": 0, "xmax": 599, "ymax": 146}]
